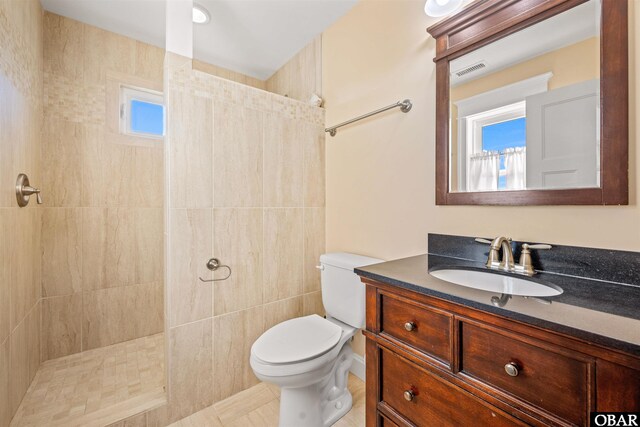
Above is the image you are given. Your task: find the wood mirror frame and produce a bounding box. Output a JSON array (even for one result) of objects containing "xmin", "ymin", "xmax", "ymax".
[{"xmin": 427, "ymin": 0, "xmax": 628, "ymax": 206}]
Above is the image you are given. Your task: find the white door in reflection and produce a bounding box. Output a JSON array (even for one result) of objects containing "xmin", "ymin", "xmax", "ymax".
[{"xmin": 526, "ymin": 78, "xmax": 600, "ymax": 189}]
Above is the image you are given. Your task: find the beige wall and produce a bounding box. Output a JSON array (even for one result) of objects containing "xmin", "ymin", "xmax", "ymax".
[
  {"xmin": 267, "ymin": 36, "xmax": 322, "ymax": 103},
  {"xmin": 0, "ymin": 0, "xmax": 43, "ymax": 425},
  {"xmin": 40, "ymin": 12, "xmax": 165, "ymax": 359},
  {"xmin": 323, "ymin": 0, "xmax": 638, "ymax": 354},
  {"xmin": 452, "ymin": 36, "xmax": 600, "ymax": 101},
  {"xmin": 163, "ymin": 54, "xmax": 326, "ymax": 422},
  {"xmin": 323, "ymin": 0, "xmax": 638, "ymax": 257}
]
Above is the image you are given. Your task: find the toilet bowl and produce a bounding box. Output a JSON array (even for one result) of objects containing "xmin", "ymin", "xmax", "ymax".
[{"xmin": 250, "ymin": 253, "xmax": 382, "ymax": 427}]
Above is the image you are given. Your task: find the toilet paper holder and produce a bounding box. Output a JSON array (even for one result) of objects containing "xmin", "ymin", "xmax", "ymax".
[{"xmin": 199, "ymin": 258, "xmax": 232, "ymax": 283}]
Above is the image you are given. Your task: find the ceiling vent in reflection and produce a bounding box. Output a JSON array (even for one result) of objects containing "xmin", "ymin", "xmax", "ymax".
[{"xmin": 454, "ymin": 61, "xmax": 487, "ymax": 77}]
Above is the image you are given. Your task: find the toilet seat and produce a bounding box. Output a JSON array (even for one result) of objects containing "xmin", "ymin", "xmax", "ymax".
[{"xmin": 252, "ymin": 315, "xmax": 343, "ymax": 365}]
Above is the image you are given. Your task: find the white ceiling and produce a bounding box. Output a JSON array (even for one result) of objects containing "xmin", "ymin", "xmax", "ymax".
[
  {"xmin": 450, "ymin": 0, "xmax": 600, "ymax": 87},
  {"xmin": 39, "ymin": 0, "xmax": 358, "ymax": 80}
]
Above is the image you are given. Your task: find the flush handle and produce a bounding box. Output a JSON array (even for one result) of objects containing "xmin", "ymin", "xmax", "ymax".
[
  {"xmin": 504, "ymin": 362, "xmax": 520, "ymax": 377},
  {"xmin": 404, "ymin": 322, "xmax": 416, "ymax": 332}
]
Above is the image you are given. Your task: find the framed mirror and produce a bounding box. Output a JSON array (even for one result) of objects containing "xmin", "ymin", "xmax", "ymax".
[{"xmin": 427, "ymin": 0, "xmax": 628, "ymax": 205}]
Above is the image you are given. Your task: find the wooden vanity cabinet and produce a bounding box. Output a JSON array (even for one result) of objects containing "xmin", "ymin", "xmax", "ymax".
[{"xmin": 362, "ymin": 279, "xmax": 640, "ymax": 427}]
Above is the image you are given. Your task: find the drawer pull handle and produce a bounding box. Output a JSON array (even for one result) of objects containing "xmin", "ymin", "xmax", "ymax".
[
  {"xmin": 504, "ymin": 362, "xmax": 520, "ymax": 377},
  {"xmin": 403, "ymin": 390, "xmax": 415, "ymax": 401},
  {"xmin": 404, "ymin": 322, "xmax": 416, "ymax": 332}
]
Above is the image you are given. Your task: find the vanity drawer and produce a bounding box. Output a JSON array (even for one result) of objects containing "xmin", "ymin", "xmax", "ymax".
[
  {"xmin": 460, "ymin": 321, "xmax": 592, "ymax": 425},
  {"xmin": 380, "ymin": 348, "xmax": 527, "ymax": 427},
  {"xmin": 380, "ymin": 293, "xmax": 452, "ymax": 365}
]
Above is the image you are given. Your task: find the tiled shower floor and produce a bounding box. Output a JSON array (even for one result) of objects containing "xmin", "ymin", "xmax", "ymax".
[{"xmin": 10, "ymin": 333, "xmax": 165, "ymax": 427}]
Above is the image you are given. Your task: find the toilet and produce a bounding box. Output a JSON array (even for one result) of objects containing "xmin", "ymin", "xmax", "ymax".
[{"xmin": 250, "ymin": 252, "xmax": 382, "ymax": 427}]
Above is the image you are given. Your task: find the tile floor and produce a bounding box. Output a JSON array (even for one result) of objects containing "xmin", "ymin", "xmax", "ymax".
[
  {"xmin": 10, "ymin": 333, "xmax": 165, "ymax": 427},
  {"xmin": 168, "ymin": 374, "xmax": 365, "ymax": 427}
]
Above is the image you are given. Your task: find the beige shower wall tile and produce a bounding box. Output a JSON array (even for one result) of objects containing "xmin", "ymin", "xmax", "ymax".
[
  {"xmin": 10, "ymin": 318, "xmax": 29, "ymax": 416},
  {"xmin": 10, "ymin": 208, "xmax": 40, "ymax": 330},
  {"xmin": 41, "ymin": 293, "xmax": 82, "ymax": 361},
  {"xmin": 133, "ymin": 146, "xmax": 164, "ymax": 208},
  {"xmin": 263, "ymin": 296, "xmax": 303, "ymax": 332},
  {"xmin": 82, "ymin": 208, "xmax": 135, "ymax": 289},
  {"xmin": 303, "ymin": 208, "xmax": 325, "ymax": 294},
  {"xmin": 26, "ymin": 302, "xmax": 40, "ymax": 383},
  {"xmin": 168, "ymin": 319, "xmax": 213, "ymax": 422},
  {"xmin": 213, "ymin": 208, "xmax": 263, "ymax": 315},
  {"xmin": 0, "ymin": 209, "xmax": 12, "ymax": 344},
  {"xmin": 263, "ymin": 114, "xmax": 303, "ymax": 207},
  {"xmin": 168, "ymin": 209, "xmax": 213, "ymax": 326},
  {"xmin": 82, "ymin": 23, "xmax": 136, "ymax": 85},
  {"xmin": 266, "ymin": 36, "xmax": 321, "ymax": 103},
  {"xmin": 41, "ymin": 208, "xmax": 82, "ymax": 296},
  {"xmin": 213, "ymin": 102, "xmax": 263, "ymax": 207},
  {"xmin": 213, "ymin": 306, "xmax": 263, "ymax": 402},
  {"xmin": 134, "ymin": 41, "xmax": 165, "ymax": 85},
  {"xmin": 81, "ymin": 207, "xmax": 160, "ymax": 290},
  {"xmin": 82, "ymin": 282, "xmax": 163, "ymax": 350},
  {"xmin": 169, "ymin": 90, "xmax": 213, "ymax": 209},
  {"xmin": 103, "ymin": 141, "xmax": 135, "ymax": 207},
  {"xmin": 41, "ymin": 117, "xmax": 83, "ymax": 207},
  {"xmin": 44, "ymin": 12, "xmax": 83, "ymax": 86},
  {"xmin": 263, "ymin": 209, "xmax": 303, "ymax": 303},
  {"xmin": 146, "ymin": 404, "xmax": 168, "ymax": 427},
  {"xmin": 0, "ymin": 337, "xmax": 9, "ymax": 427},
  {"xmin": 135, "ymin": 208, "xmax": 163, "ymax": 284},
  {"xmin": 81, "ymin": 124, "xmax": 105, "ymax": 207},
  {"xmin": 0, "ymin": 76, "xmax": 15, "ymax": 208},
  {"xmin": 303, "ymin": 291, "xmax": 325, "ymax": 317},
  {"xmin": 192, "ymin": 59, "xmax": 266, "ymax": 91},
  {"xmin": 303, "ymin": 123, "xmax": 325, "ymax": 207}
]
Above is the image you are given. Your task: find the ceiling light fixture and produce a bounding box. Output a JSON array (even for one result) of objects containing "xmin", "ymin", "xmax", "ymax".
[
  {"xmin": 192, "ymin": 4, "xmax": 210, "ymax": 24},
  {"xmin": 424, "ymin": 0, "xmax": 464, "ymax": 17}
]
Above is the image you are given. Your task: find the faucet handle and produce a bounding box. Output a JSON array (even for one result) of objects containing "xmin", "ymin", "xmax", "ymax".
[
  {"xmin": 474, "ymin": 238, "xmax": 493, "ymax": 245},
  {"xmin": 524, "ymin": 243, "xmax": 552, "ymax": 250},
  {"xmin": 516, "ymin": 243, "xmax": 552, "ymax": 276}
]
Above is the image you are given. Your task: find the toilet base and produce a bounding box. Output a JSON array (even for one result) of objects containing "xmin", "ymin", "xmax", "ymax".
[{"xmin": 277, "ymin": 345, "xmax": 354, "ymax": 427}]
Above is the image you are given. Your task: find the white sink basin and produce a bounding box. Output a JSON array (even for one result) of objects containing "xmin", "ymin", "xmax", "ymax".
[{"xmin": 429, "ymin": 268, "xmax": 563, "ymax": 297}]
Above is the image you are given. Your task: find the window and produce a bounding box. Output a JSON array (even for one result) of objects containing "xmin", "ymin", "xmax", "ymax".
[
  {"xmin": 482, "ymin": 117, "xmax": 526, "ymax": 189},
  {"xmin": 453, "ymin": 73, "xmax": 551, "ymax": 191},
  {"xmin": 465, "ymin": 101, "xmax": 526, "ymax": 190},
  {"xmin": 120, "ymin": 86, "xmax": 164, "ymax": 139}
]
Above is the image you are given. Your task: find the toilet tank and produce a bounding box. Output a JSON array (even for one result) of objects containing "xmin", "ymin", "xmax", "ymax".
[{"xmin": 319, "ymin": 253, "xmax": 383, "ymax": 329}]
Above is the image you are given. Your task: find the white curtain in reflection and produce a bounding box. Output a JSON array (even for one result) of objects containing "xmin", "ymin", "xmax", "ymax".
[
  {"xmin": 468, "ymin": 152, "xmax": 499, "ymax": 191},
  {"xmin": 504, "ymin": 147, "xmax": 526, "ymax": 190}
]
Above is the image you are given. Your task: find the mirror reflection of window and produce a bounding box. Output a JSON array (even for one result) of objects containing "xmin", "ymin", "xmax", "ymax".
[
  {"xmin": 448, "ymin": 0, "xmax": 601, "ymax": 193},
  {"xmin": 481, "ymin": 118, "xmax": 526, "ymax": 190}
]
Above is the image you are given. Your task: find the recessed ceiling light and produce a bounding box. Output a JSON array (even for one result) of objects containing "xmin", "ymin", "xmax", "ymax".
[
  {"xmin": 192, "ymin": 4, "xmax": 210, "ymax": 24},
  {"xmin": 424, "ymin": 0, "xmax": 464, "ymax": 17}
]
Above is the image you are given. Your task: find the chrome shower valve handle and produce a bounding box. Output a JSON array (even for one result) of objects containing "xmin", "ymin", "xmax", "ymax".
[{"xmin": 16, "ymin": 173, "xmax": 43, "ymax": 207}]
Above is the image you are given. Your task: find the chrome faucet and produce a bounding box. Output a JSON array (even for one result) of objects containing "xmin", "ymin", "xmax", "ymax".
[
  {"xmin": 487, "ymin": 236, "xmax": 515, "ymax": 272},
  {"xmin": 476, "ymin": 237, "xmax": 552, "ymax": 276}
]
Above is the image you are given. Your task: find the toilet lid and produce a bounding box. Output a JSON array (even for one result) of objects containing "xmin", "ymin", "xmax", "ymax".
[{"xmin": 252, "ymin": 315, "xmax": 343, "ymax": 364}]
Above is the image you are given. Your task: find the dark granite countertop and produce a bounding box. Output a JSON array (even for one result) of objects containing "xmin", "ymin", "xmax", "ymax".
[{"xmin": 356, "ymin": 254, "xmax": 640, "ymax": 357}]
